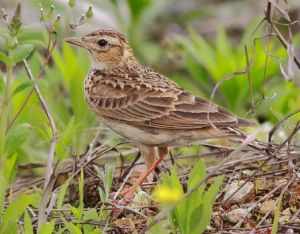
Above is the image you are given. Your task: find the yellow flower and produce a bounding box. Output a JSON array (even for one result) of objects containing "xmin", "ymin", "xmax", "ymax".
[{"xmin": 153, "ymin": 185, "xmax": 182, "ymax": 203}]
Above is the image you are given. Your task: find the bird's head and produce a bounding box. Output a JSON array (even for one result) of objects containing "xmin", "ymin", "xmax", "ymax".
[{"xmin": 66, "ymin": 29, "xmax": 136, "ymax": 70}]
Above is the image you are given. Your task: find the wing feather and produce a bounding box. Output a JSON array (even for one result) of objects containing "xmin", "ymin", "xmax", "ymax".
[{"xmin": 86, "ymin": 67, "xmax": 254, "ymax": 129}]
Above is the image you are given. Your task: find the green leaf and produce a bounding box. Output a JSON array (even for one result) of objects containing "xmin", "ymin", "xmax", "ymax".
[
  {"xmin": 0, "ymin": 72, "xmax": 4, "ymax": 93},
  {"xmin": 188, "ymin": 29, "xmax": 217, "ymax": 77},
  {"xmin": 5, "ymin": 123, "xmax": 32, "ymax": 156},
  {"xmin": 56, "ymin": 117, "xmax": 78, "ymax": 159},
  {"xmin": 0, "ymin": 173, "xmax": 8, "ymax": 217},
  {"xmin": 216, "ymin": 27, "xmax": 232, "ymax": 58},
  {"xmin": 39, "ymin": 220, "xmax": 55, "ymax": 234},
  {"xmin": 162, "ymin": 167, "xmax": 185, "ymax": 232},
  {"xmin": 0, "ymin": 194, "xmax": 39, "ymax": 233},
  {"xmin": 155, "ymin": 167, "xmax": 184, "ymax": 232},
  {"xmin": 189, "ymin": 204, "xmax": 204, "ymax": 234},
  {"xmin": 98, "ymin": 165, "xmax": 114, "ymax": 202},
  {"xmin": 83, "ymin": 209, "xmax": 99, "ymax": 233},
  {"xmin": 78, "ymin": 168, "xmax": 84, "ymax": 220},
  {"xmin": 0, "ymin": 72, "xmax": 5, "ymax": 93},
  {"xmin": 53, "ymin": 43, "xmax": 92, "ymax": 123},
  {"xmin": 61, "ymin": 217, "xmax": 82, "ymax": 234},
  {"xmin": 68, "ymin": 204, "xmax": 80, "ymax": 219},
  {"xmin": 57, "ymin": 180, "xmax": 70, "ymax": 209},
  {"xmin": 205, "ymin": 176, "xmax": 223, "ymax": 204},
  {"xmin": 147, "ymin": 221, "xmax": 169, "ymax": 234},
  {"xmin": 0, "ymin": 52, "xmax": 13, "ymax": 65},
  {"xmin": 185, "ymin": 160, "xmax": 207, "ymax": 233},
  {"xmin": 18, "ymin": 26, "xmax": 46, "ymax": 48},
  {"xmin": 193, "ymin": 176, "xmax": 223, "ymax": 234},
  {"xmin": 187, "ymin": 160, "xmax": 206, "ymax": 190},
  {"xmin": 56, "ymin": 227, "xmax": 68, "ymax": 234},
  {"xmin": 24, "ymin": 210, "xmax": 34, "ymax": 234},
  {"xmin": 89, "ymin": 228, "xmax": 102, "ymax": 234},
  {"xmin": 12, "ymin": 44, "xmax": 34, "ymax": 64},
  {"xmin": 156, "ymin": 161, "xmax": 223, "ymax": 234},
  {"xmin": 3, "ymin": 154, "xmax": 17, "ymax": 183},
  {"xmin": 272, "ymin": 193, "xmax": 283, "ymax": 234},
  {"xmin": 13, "ymin": 79, "xmax": 45, "ymax": 96},
  {"xmin": 183, "ymin": 57, "xmax": 210, "ymax": 94},
  {"xmin": 83, "ymin": 208, "xmax": 99, "ymax": 220}
]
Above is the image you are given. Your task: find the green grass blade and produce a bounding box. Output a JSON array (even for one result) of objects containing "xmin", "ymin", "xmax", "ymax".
[{"xmin": 272, "ymin": 193, "xmax": 283, "ymax": 234}]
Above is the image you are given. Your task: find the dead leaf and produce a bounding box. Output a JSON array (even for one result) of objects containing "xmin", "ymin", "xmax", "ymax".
[
  {"xmin": 260, "ymin": 200, "xmax": 276, "ymax": 214},
  {"xmin": 114, "ymin": 218, "xmax": 137, "ymax": 234}
]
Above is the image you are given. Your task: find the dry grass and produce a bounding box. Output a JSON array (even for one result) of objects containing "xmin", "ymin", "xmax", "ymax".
[{"xmin": 8, "ymin": 120, "xmax": 300, "ymax": 233}]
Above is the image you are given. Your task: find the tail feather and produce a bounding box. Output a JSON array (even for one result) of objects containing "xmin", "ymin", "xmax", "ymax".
[
  {"xmin": 226, "ymin": 127, "xmax": 274, "ymax": 154},
  {"xmin": 237, "ymin": 117, "xmax": 257, "ymax": 127}
]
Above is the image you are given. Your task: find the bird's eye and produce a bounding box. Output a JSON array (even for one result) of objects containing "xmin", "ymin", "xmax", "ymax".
[{"xmin": 97, "ymin": 39, "xmax": 108, "ymax": 47}]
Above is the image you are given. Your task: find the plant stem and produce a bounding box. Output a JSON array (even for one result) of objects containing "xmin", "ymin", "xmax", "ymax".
[{"xmin": 0, "ymin": 64, "xmax": 12, "ymax": 161}]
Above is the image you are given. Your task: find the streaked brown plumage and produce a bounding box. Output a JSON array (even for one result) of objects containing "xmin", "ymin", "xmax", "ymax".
[{"xmin": 67, "ymin": 29, "xmax": 255, "ymax": 197}]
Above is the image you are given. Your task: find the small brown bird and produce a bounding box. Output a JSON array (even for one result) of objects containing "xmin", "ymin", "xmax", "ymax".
[{"xmin": 67, "ymin": 29, "xmax": 254, "ymax": 197}]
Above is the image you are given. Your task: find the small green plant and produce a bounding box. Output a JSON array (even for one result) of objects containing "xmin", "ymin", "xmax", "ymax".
[
  {"xmin": 56, "ymin": 168, "xmax": 103, "ymax": 233},
  {"xmin": 0, "ymin": 4, "xmax": 34, "ymax": 159},
  {"xmin": 0, "ymin": 193, "xmax": 40, "ymax": 233},
  {"xmin": 174, "ymin": 26, "xmax": 300, "ymax": 121},
  {"xmin": 96, "ymin": 164, "xmax": 115, "ymax": 202},
  {"xmin": 0, "ymin": 2, "xmax": 96, "ymax": 232},
  {"xmin": 0, "ymin": 0, "xmax": 97, "ymax": 163},
  {"xmin": 54, "ymin": 166, "xmax": 115, "ymax": 233},
  {"xmin": 0, "ymin": 4, "xmax": 40, "ymax": 231},
  {"xmin": 152, "ymin": 160, "xmax": 223, "ymax": 234},
  {"xmin": 271, "ymin": 192, "xmax": 283, "ymax": 234}
]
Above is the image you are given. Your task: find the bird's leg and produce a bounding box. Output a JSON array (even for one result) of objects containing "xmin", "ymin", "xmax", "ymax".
[
  {"xmin": 122, "ymin": 157, "xmax": 164, "ymax": 198},
  {"xmin": 154, "ymin": 147, "xmax": 169, "ymax": 177},
  {"xmin": 121, "ymin": 146, "xmax": 169, "ymax": 198}
]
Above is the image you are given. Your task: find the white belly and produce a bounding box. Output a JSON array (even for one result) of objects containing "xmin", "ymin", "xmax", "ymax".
[{"xmin": 100, "ymin": 117, "xmax": 221, "ymax": 147}]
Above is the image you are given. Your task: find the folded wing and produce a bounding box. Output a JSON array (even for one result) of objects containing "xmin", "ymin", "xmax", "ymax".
[{"xmin": 87, "ymin": 67, "xmax": 254, "ymax": 130}]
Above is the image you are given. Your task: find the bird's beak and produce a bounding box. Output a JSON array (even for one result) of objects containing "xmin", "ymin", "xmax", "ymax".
[{"xmin": 66, "ymin": 37, "xmax": 86, "ymax": 48}]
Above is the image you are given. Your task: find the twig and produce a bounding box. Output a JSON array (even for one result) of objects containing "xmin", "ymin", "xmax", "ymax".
[
  {"xmin": 244, "ymin": 45, "xmax": 254, "ymax": 111},
  {"xmin": 272, "ymin": 122, "xmax": 300, "ymax": 158},
  {"xmin": 113, "ymin": 168, "xmax": 133, "ymax": 200},
  {"xmin": 234, "ymin": 182, "xmax": 285, "ymax": 228},
  {"xmin": 6, "ymin": 88, "xmax": 34, "ymax": 131},
  {"xmin": 252, "ymin": 210, "xmax": 272, "ymax": 233},
  {"xmin": 209, "ymin": 33, "xmax": 275, "ymax": 117},
  {"xmin": 58, "ymin": 142, "xmax": 128, "ymax": 187},
  {"xmin": 104, "ymin": 201, "xmax": 147, "ymax": 219},
  {"xmin": 216, "ymin": 167, "xmax": 237, "ymax": 200},
  {"xmin": 291, "ymin": 208, "xmax": 300, "ymax": 222},
  {"xmin": 1, "ymin": 6, "xmax": 58, "ymax": 230},
  {"xmin": 7, "ymin": 37, "xmax": 58, "ymax": 131},
  {"xmin": 21, "ymin": 59, "xmax": 58, "ymax": 184},
  {"xmin": 119, "ymin": 151, "xmax": 141, "ymax": 180},
  {"xmin": 85, "ymin": 126, "xmax": 101, "ymax": 161},
  {"xmin": 222, "ymin": 158, "xmax": 270, "ymax": 203},
  {"xmin": 287, "ymin": 140, "xmax": 294, "ymax": 173},
  {"xmin": 234, "ymin": 170, "xmax": 297, "ymax": 228},
  {"xmin": 265, "ymin": 0, "xmax": 300, "ymax": 69},
  {"xmin": 262, "ymin": 28, "xmax": 272, "ymax": 98},
  {"xmin": 23, "ymin": 59, "xmax": 58, "ymax": 231},
  {"xmin": 268, "ymin": 109, "xmax": 300, "ymax": 143}
]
